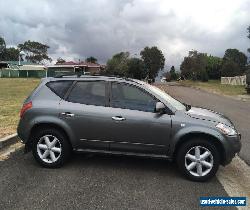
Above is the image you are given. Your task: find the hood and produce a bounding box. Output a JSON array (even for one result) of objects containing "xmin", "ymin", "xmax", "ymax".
[{"xmin": 186, "ymin": 107, "xmax": 233, "ymax": 127}]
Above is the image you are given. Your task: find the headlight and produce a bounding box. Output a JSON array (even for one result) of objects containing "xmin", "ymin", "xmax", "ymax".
[{"xmin": 216, "ymin": 123, "xmax": 237, "ymax": 136}]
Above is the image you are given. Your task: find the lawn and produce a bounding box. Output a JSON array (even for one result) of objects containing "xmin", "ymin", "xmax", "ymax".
[
  {"xmin": 0, "ymin": 78, "xmax": 40, "ymax": 138},
  {"xmin": 178, "ymin": 80, "xmax": 247, "ymax": 96}
]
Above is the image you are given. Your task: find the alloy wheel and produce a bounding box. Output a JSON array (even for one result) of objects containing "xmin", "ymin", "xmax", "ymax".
[
  {"xmin": 37, "ymin": 135, "xmax": 62, "ymax": 163},
  {"xmin": 185, "ymin": 146, "xmax": 214, "ymax": 177}
]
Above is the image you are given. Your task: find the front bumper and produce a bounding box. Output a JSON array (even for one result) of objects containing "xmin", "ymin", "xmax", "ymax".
[{"xmin": 222, "ymin": 133, "xmax": 241, "ymax": 165}]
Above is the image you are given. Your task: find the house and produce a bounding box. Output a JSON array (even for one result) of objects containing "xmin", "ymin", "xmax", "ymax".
[
  {"xmin": 47, "ymin": 61, "xmax": 105, "ymax": 77},
  {"xmin": 0, "ymin": 61, "xmax": 46, "ymax": 71}
]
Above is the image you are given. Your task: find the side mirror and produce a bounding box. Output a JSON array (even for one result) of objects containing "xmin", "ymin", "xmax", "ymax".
[
  {"xmin": 155, "ymin": 102, "xmax": 165, "ymax": 114},
  {"xmin": 183, "ymin": 103, "xmax": 191, "ymax": 111}
]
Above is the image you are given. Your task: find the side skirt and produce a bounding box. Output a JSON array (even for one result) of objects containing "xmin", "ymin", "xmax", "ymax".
[{"xmin": 74, "ymin": 148, "xmax": 173, "ymax": 161}]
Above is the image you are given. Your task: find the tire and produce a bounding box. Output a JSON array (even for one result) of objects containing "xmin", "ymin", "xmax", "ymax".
[
  {"xmin": 32, "ymin": 128, "xmax": 71, "ymax": 168},
  {"xmin": 176, "ymin": 138, "xmax": 220, "ymax": 182}
]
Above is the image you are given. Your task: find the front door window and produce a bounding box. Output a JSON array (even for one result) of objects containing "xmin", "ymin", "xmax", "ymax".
[{"xmin": 111, "ymin": 82, "xmax": 157, "ymax": 112}]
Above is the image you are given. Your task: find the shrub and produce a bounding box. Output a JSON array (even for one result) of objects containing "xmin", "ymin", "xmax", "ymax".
[{"xmin": 200, "ymin": 70, "xmax": 209, "ymax": 82}]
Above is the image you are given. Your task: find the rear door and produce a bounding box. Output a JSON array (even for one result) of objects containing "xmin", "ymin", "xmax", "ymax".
[{"xmin": 59, "ymin": 80, "xmax": 111, "ymax": 150}]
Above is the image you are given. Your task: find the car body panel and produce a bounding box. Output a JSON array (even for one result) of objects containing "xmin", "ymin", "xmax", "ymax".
[
  {"xmin": 106, "ymin": 107, "xmax": 171, "ymax": 154},
  {"xmin": 186, "ymin": 107, "xmax": 233, "ymax": 127},
  {"xmin": 17, "ymin": 76, "xmax": 241, "ymax": 165},
  {"xmin": 59, "ymin": 99, "xmax": 113, "ymax": 150}
]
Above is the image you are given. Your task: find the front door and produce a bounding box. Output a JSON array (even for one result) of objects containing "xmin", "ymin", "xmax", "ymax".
[{"xmin": 108, "ymin": 82, "xmax": 172, "ymax": 155}]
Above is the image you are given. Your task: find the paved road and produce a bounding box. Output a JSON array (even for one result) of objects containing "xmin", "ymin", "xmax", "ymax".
[
  {"xmin": 159, "ymin": 84, "xmax": 250, "ymax": 165},
  {"xmin": 0, "ymin": 150, "xmax": 235, "ymax": 210}
]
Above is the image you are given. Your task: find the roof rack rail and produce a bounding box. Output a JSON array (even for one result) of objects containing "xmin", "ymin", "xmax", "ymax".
[
  {"xmin": 54, "ymin": 72, "xmax": 102, "ymax": 78},
  {"xmin": 95, "ymin": 74, "xmax": 142, "ymax": 84},
  {"xmin": 100, "ymin": 74, "xmax": 136, "ymax": 81},
  {"xmin": 53, "ymin": 74, "xmax": 142, "ymax": 84},
  {"xmin": 54, "ymin": 73, "xmax": 83, "ymax": 78}
]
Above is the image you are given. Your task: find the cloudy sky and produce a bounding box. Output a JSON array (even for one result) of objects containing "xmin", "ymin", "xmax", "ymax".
[{"xmin": 0, "ymin": 0, "xmax": 249, "ymax": 69}]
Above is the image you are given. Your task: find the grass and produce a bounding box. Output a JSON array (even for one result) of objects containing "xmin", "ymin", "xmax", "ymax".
[
  {"xmin": 0, "ymin": 78, "xmax": 40, "ymax": 138},
  {"xmin": 178, "ymin": 80, "xmax": 247, "ymax": 96}
]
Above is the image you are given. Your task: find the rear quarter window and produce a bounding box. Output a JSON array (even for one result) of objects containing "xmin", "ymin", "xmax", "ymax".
[{"xmin": 46, "ymin": 81, "xmax": 73, "ymax": 98}]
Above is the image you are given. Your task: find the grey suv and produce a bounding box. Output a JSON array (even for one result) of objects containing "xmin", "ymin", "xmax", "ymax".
[{"xmin": 17, "ymin": 76, "xmax": 241, "ymax": 181}]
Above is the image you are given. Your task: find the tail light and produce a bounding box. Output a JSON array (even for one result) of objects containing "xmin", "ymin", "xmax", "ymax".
[{"xmin": 20, "ymin": 102, "xmax": 32, "ymax": 118}]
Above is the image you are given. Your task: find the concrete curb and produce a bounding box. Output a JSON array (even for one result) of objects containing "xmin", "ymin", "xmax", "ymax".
[{"xmin": 0, "ymin": 133, "xmax": 19, "ymax": 149}]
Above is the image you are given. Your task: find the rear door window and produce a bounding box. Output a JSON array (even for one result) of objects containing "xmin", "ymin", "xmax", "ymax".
[
  {"xmin": 46, "ymin": 81, "xmax": 73, "ymax": 98},
  {"xmin": 67, "ymin": 81, "xmax": 106, "ymax": 106}
]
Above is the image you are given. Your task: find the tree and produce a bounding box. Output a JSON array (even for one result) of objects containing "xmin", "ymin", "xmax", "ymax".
[
  {"xmin": 56, "ymin": 57, "xmax": 66, "ymax": 64},
  {"xmin": 205, "ymin": 55, "xmax": 222, "ymax": 79},
  {"xmin": 247, "ymin": 26, "xmax": 250, "ymax": 53},
  {"xmin": 127, "ymin": 58, "xmax": 146, "ymax": 80},
  {"xmin": 222, "ymin": 49, "xmax": 247, "ymax": 76},
  {"xmin": 106, "ymin": 52, "xmax": 148, "ymax": 79},
  {"xmin": 0, "ymin": 37, "xmax": 21, "ymax": 61},
  {"xmin": 86, "ymin": 56, "xmax": 97, "ymax": 63},
  {"xmin": 18, "ymin": 40, "xmax": 52, "ymax": 64},
  {"xmin": 106, "ymin": 52, "xmax": 130, "ymax": 76},
  {"xmin": 0, "ymin": 37, "xmax": 6, "ymax": 61},
  {"xmin": 200, "ymin": 69, "xmax": 209, "ymax": 82},
  {"xmin": 180, "ymin": 56, "xmax": 193, "ymax": 79},
  {"xmin": 221, "ymin": 60, "xmax": 240, "ymax": 77},
  {"xmin": 180, "ymin": 50, "xmax": 207, "ymax": 81},
  {"xmin": 169, "ymin": 66, "xmax": 177, "ymax": 80},
  {"xmin": 140, "ymin": 46, "xmax": 165, "ymax": 80},
  {"xmin": 3, "ymin": 47, "xmax": 20, "ymax": 61}
]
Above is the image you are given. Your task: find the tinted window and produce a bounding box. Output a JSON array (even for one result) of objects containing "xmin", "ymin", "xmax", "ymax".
[
  {"xmin": 46, "ymin": 81, "xmax": 73, "ymax": 98},
  {"xmin": 67, "ymin": 81, "xmax": 106, "ymax": 106},
  {"xmin": 111, "ymin": 83, "xmax": 157, "ymax": 112}
]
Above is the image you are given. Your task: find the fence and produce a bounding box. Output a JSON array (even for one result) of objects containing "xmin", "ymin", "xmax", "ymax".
[
  {"xmin": 0, "ymin": 69, "xmax": 47, "ymax": 78},
  {"xmin": 221, "ymin": 75, "xmax": 246, "ymax": 86}
]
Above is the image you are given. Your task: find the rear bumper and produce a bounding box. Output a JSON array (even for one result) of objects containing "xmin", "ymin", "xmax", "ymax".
[
  {"xmin": 17, "ymin": 120, "xmax": 33, "ymax": 153},
  {"xmin": 17, "ymin": 120, "xmax": 30, "ymax": 144},
  {"xmin": 222, "ymin": 134, "xmax": 241, "ymax": 165}
]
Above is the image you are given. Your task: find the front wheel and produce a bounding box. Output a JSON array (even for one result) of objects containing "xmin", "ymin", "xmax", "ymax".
[
  {"xmin": 176, "ymin": 138, "xmax": 220, "ymax": 182},
  {"xmin": 32, "ymin": 128, "xmax": 71, "ymax": 168}
]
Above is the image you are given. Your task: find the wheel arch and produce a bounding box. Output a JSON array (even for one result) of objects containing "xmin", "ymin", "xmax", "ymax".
[
  {"xmin": 172, "ymin": 132, "xmax": 226, "ymax": 164},
  {"xmin": 26, "ymin": 122, "xmax": 75, "ymax": 152}
]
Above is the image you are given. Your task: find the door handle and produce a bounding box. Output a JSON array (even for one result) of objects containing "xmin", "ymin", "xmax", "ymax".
[
  {"xmin": 112, "ymin": 116, "xmax": 126, "ymax": 121},
  {"xmin": 61, "ymin": 112, "xmax": 75, "ymax": 117}
]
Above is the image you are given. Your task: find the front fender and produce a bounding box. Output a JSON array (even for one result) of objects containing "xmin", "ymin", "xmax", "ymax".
[{"xmin": 169, "ymin": 125, "xmax": 226, "ymax": 156}]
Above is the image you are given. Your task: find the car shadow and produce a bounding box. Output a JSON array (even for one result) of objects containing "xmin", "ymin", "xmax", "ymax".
[
  {"xmin": 6, "ymin": 148, "xmax": 220, "ymax": 185},
  {"xmin": 69, "ymin": 152, "xmax": 186, "ymax": 181}
]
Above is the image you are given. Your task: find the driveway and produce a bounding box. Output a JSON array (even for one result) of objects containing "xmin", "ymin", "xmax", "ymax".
[
  {"xmin": 0, "ymin": 150, "xmax": 235, "ymax": 210},
  {"xmin": 158, "ymin": 84, "xmax": 250, "ymax": 165}
]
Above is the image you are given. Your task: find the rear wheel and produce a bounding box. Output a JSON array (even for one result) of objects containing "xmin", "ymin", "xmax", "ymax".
[
  {"xmin": 32, "ymin": 128, "xmax": 71, "ymax": 168},
  {"xmin": 176, "ymin": 138, "xmax": 220, "ymax": 182}
]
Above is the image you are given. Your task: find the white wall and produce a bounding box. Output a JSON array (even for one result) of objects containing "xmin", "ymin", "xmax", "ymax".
[{"xmin": 221, "ymin": 75, "xmax": 246, "ymax": 86}]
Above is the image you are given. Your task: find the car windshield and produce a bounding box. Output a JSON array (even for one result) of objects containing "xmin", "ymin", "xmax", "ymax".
[{"xmin": 145, "ymin": 84, "xmax": 186, "ymax": 111}]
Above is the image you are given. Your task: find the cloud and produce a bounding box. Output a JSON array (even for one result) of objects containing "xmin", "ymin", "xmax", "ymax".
[{"xmin": 0, "ymin": 0, "xmax": 249, "ymax": 68}]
